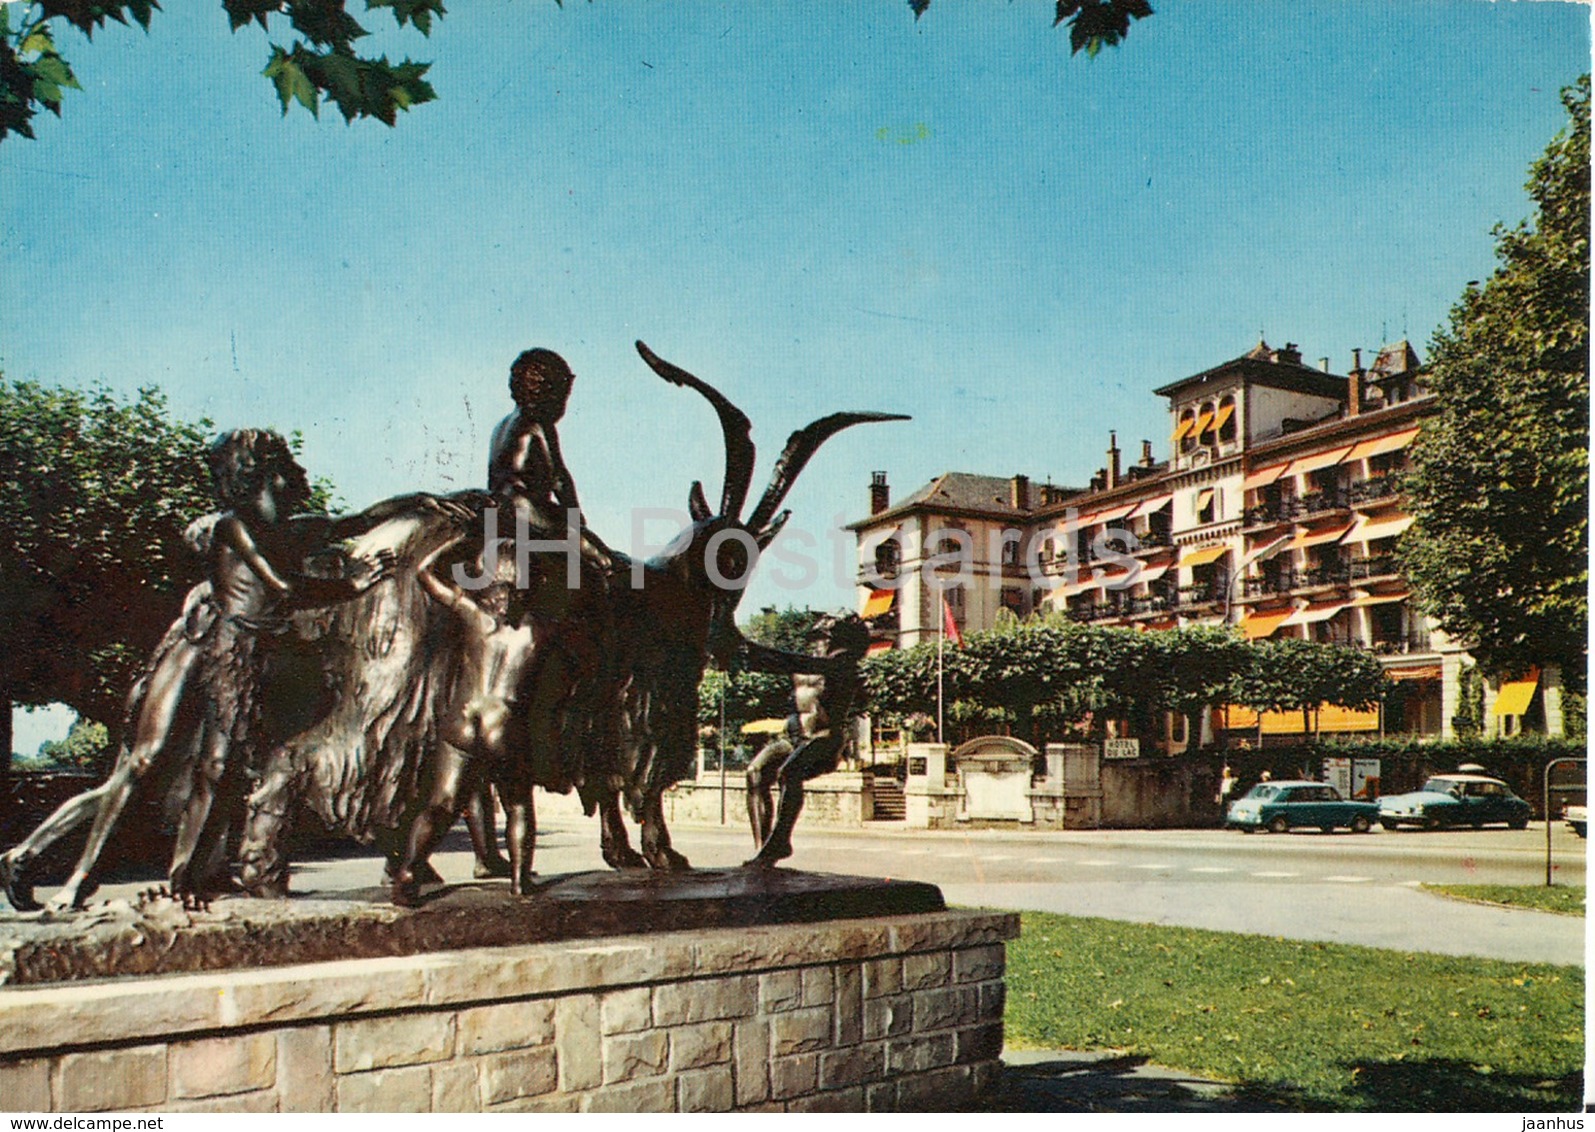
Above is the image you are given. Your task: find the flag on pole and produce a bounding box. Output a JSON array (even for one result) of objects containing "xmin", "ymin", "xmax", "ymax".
[{"xmin": 942, "ymin": 594, "xmax": 963, "ymax": 647}]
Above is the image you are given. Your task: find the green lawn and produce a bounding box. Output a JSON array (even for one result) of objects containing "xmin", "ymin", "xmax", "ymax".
[
  {"xmin": 1422, "ymin": 884, "xmax": 1586, "ymax": 917},
  {"xmin": 1005, "ymin": 911, "xmax": 1584, "ymax": 1112}
]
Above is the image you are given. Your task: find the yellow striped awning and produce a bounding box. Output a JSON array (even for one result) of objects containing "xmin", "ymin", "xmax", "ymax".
[
  {"xmin": 1493, "ymin": 669, "xmax": 1540, "ymax": 717},
  {"xmin": 1345, "ymin": 427, "xmax": 1421, "ymax": 462},
  {"xmin": 1243, "ymin": 463, "xmax": 1289, "ymax": 491},
  {"xmin": 1191, "ymin": 410, "xmax": 1215, "ymax": 438},
  {"xmin": 1316, "ymin": 705, "xmax": 1380, "ymax": 732},
  {"xmin": 1212, "ymin": 403, "xmax": 1236, "ymax": 433},
  {"xmin": 866, "ymin": 640, "xmax": 894, "ymax": 656},
  {"xmin": 1283, "ymin": 601, "xmax": 1347, "ymax": 626},
  {"xmin": 1172, "ymin": 416, "xmax": 1196, "ymax": 442},
  {"xmin": 1137, "ymin": 557, "xmax": 1176, "ymax": 584},
  {"xmin": 1222, "ymin": 704, "xmax": 1378, "ymax": 733},
  {"xmin": 1285, "ymin": 445, "xmax": 1356, "ymax": 476},
  {"xmin": 1194, "ymin": 488, "xmax": 1215, "ymax": 512},
  {"xmin": 1179, "ymin": 544, "xmax": 1228, "ymax": 568},
  {"xmin": 1290, "ymin": 522, "xmax": 1355, "ymax": 550},
  {"xmin": 1128, "ymin": 494, "xmax": 1172, "ymax": 519},
  {"xmin": 861, "ymin": 589, "xmax": 895, "ymax": 618},
  {"xmin": 1349, "ymin": 513, "xmax": 1414, "ymax": 543},
  {"xmin": 1242, "ymin": 608, "xmax": 1293, "ymax": 639},
  {"xmin": 1349, "ymin": 591, "xmax": 1409, "ymax": 607}
]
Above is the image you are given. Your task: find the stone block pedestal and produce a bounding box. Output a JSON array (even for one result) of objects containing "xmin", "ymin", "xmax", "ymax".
[{"xmin": 0, "ymin": 873, "xmax": 1016, "ymax": 1113}]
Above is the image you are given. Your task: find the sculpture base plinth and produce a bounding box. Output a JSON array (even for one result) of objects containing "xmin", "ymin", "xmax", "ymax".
[
  {"xmin": 1, "ymin": 868, "xmax": 945, "ymax": 986},
  {"xmin": 0, "ymin": 873, "xmax": 1016, "ymax": 1113}
]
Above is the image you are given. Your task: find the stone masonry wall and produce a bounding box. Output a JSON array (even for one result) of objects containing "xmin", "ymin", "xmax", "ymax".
[{"xmin": 0, "ymin": 909, "xmax": 1016, "ymax": 1113}]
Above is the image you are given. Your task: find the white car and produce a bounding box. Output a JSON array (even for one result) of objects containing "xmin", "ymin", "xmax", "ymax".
[{"xmin": 1566, "ymin": 804, "xmax": 1587, "ymax": 838}]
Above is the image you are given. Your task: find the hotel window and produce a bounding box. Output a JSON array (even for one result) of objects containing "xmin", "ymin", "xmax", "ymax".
[
  {"xmin": 1175, "ymin": 408, "xmax": 1198, "ymax": 454},
  {"xmin": 1215, "ymin": 395, "xmax": 1238, "ymax": 443}
]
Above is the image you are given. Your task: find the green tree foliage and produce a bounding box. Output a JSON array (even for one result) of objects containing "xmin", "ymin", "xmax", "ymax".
[
  {"xmin": 910, "ymin": 0, "xmax": 1152, "ymax": 57},
  {"xmin": 1400, "ymin": 76, "xmax": 1590, "ymax": 690},
  {"xmin": 0, "ymin": 379, "xmax": 331, "ymax": 775},
  {"xmin": 1, "ymin": 0, "xmax": 441, "ymax": 141},
  {"xmin": 32, "ymin": 717, "xmax": 110, "ymax": 771},
  {"xmin": 0, "ymin": 381, "xmax": 216, "ymax": 748},
  {"xmin": 1, "ymin": 0, "xmax": 1152, "ymax": 143},
  {"xmin": 860, "ymin": 617, "xmax": 1306, "ymax": 749},
  {"xmin": 697, "ymin": 606, "xmax": 828, "ymax": 746},
  {"xmin": 1227, "ymin": 637, "xmax": 1391, "ymax": 735}
]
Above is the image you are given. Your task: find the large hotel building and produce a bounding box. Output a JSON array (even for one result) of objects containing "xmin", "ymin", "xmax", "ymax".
[{"xmin": 849, "ymin": 340, "xmax": 1565, "ymax": 749}]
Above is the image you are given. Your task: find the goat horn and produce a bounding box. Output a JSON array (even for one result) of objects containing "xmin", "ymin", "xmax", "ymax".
[
  {"xmin": 746, "ymin": 412, "xmax": 910, "ymax": 533},
  {"xmin": 636, "ymin": 341, "xmax": 756, "ymax": 519}
]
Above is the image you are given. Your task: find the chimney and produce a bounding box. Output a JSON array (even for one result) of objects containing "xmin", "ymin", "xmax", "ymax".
[
  {"xmin": 1348, "ymin": 348, "xmax": 1365, "ymax": 416},
  {"xmin": 1139, "ymin": 439, "xmax": 1154, "ymax": 468},
  {"xmin": 869, "ymin": 471, "xmax": 890, "ymax": 515},
  {"xmin": 1090, "ymin": 469, "xmax": 1107, "ymax": 492},
  {"xmin": 1319, "ymin": 357, "xmax": 1330, "ymax": 372},
  {"xmin": 1276, "ymin": 342, "xmax": 1302, "ymax": 365},
  {"xmin": 1010, "ymin": 474, "xmax": 1030, "ymax": 510},
  {"xmin": 1106, "ymin": 431, "xmax": 1121, "ymax": 489}
]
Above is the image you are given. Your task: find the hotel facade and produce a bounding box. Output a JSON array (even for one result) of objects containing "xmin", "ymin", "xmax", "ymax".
[{"xmin": 849, "ymin": 340, "xmax": 1565, "ymax": 749}]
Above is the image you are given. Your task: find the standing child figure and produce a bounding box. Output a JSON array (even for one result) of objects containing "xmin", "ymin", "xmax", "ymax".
[
  {"xmin": 0, "ymin": 430, "xmax": 395, "ymax": 911},
  {"xmin": 735, "ymin": 614, "xmax": 870, "ymax": 868},
  {"xmin": 390, "ymin": 533, "xmax": 549, "ymax": 906}
]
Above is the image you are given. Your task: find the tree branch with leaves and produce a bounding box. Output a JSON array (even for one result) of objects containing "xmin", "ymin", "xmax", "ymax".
[{"xmin": 0, "ymin": 0, "xmax": 1153, "ymax": 143}]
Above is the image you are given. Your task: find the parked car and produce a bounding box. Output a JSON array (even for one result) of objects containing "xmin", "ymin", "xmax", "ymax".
[
  {"xmin": 1226, "ymin": 780, "xmax": 1380, "ymax": 834},
  {"xmin": 1565, "ymin": 804, "xmax": 1587, "ymax": 838},
  {"xmin": 1378, "ymin": 774, "xmax": 1531, "ymax": 830}
]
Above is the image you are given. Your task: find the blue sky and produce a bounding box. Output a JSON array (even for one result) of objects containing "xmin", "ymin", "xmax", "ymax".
[{"xmin": 0, "ymin": 0, "xmax": 1588, "ymax": 673}]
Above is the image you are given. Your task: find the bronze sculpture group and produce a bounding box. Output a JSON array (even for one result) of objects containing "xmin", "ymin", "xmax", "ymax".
[{"xmin": 0, "ymin": 343, "xmax": 903, "ymax": 913}]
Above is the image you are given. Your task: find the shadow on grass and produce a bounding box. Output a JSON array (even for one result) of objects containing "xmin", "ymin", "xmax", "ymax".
[
  {"xmin": 970, "ymin": 1053, "xmax": 1582, "ymax": 1113},
  {"xmin": 1331, "ymin": 1057, "xmax": 1583, "ymax": 1113},
  {"xmin": 970, "ymin": 1053, "xmax": 1302, "ymax": 1113}
]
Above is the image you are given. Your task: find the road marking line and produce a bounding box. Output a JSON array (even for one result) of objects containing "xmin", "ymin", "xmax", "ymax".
[
  {"xmin": 1324, "ymin": 875, "xmax": 1371, "ymax": 883},
  {"xmin": 1188, "ymin": 866, "xmax": 1235, "ymax": 874},
  {"xmin": 1400, "ymin": 880, "xmax": 1423, "ymax": 887},
  {"xmin": 1251, "ymin": 871, "xmax": 1299, "ymax": 878},
  {"xmin": 1129, "ymin": 863, "xmax": 1170, "ymax": 870},
  {"xmin": 1027, "ymin": 857, "xmax": 1062, "ymax": 865},
  {"xmin": 1080, "ymin": 860, "xmax": 1114, "ymax": 867},
  {"xmin": 979, "ymin": 855, "xmax": 1013, "ymax": 862},
  {"xmin": 936, "ymin": 852, "xmax": 965, "ymax": 858}
]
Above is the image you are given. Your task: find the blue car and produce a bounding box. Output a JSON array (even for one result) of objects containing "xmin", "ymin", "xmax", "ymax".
[
  {"xmin": 1378, "ymin": 774, "xmax": 1532, "ymax": 830},
  {"xmin": 1226, "ymin": 780, "xmax": 1380, "ymax": 834}
]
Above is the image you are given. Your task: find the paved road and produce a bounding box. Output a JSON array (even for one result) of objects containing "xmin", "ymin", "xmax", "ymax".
[
  {"xmin": 19, "ymin": 798, "xmax": 1587, "ymax": 965},
  {"xmin": 527, "ymin": 810, "xmax": 1585, "ymax": 965}
]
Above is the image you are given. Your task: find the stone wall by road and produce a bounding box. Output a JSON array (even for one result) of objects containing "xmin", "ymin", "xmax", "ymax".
[{"xmin": 0, "ymin": 909, "xmax": 1016, "ymax": 1113}]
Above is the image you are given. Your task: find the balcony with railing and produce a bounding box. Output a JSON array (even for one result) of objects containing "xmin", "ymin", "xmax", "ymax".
[
  {"xmin": 1124, "ymin": 593, "xmax": 1173, "ymax": 617},
  {"xmin": 1349, "ymin": 473, "xmax": 1405, "ymax": 506},
  {"xmin": 1356, "ymin": 632, "xmax": 1434, "ymax": 656},
  {"xmin": 1296, "ymin": 488, "xmax": 1350, "ymax": 518},
  {"xmin": 1175, "ymin": 582, "xmax": 1219, "ymax": 610},
  {"xmin": 1129, "ymin": 527, "xmax": 1173, "ymax": 553},
  {"xmin": 1069, "ymin": 600, "xmax": 1124, "ymax": 624},
  {"xmin": 1348, "ymin": 555, "xmax": 1400, "ymax": 581}
]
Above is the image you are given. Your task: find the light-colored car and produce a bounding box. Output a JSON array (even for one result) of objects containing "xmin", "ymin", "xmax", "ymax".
[
  {"xmin": 1226, "ymin": 780, "xmax": 1380, "ymax": 834},
  {"xmin": 1379, "ymin": 774, "xmax": 1531, "ymax": 831},
  {"xmin": 1565, "ymin": 804, "xmax": 1587, "ymax": 838}
]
